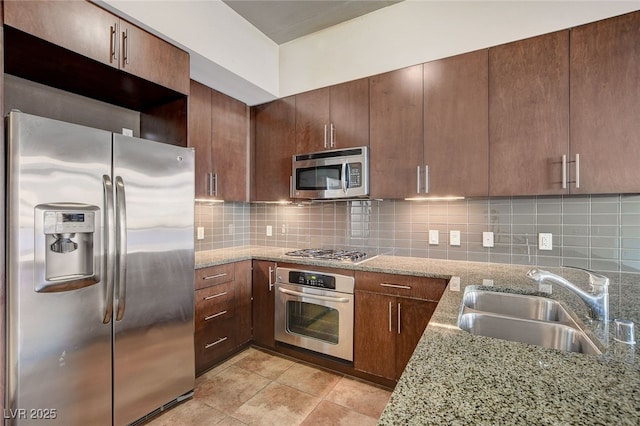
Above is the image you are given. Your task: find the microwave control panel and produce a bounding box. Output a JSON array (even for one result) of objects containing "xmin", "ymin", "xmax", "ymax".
[{"xmin": 348, "ymin": 163, "xmax": 362, "ymax": 188}]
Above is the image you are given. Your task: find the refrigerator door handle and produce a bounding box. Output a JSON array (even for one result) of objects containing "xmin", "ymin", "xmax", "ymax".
[
  {"xmin": 115, "ymin": 176, "xmax": 128, "ymax": 321},
  {"xmin": 102, "ymin": 175, "xmax": 116, "ymax": 324}
]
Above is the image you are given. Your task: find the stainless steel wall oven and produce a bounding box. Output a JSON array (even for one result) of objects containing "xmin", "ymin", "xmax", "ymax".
[{"xmin": 274, "ymin": 267, "xmax": 354, "ymax": 362}]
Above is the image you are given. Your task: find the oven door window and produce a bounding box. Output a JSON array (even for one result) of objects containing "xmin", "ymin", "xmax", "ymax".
[
  {"xmin": 296, "ymin": 165, "xmax": 342, "ymax": 191},
  {"xmin": 286, "ymin": 300, "xmax": 339, "ymax": 344}
]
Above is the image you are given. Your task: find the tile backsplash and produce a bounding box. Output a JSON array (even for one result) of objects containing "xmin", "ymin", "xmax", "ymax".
[{"xmin": 196, "ymin": 195, "xmax": 640, "ymax": 275}]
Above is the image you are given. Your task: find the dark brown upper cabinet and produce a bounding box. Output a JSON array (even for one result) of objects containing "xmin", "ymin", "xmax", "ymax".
[
  {"xmin": 369, "ymin": 64, "xmax": 424, "ymax": 199},
  {"xmin": 188, "ymin": 80, "xmax": 248, "ymax": 201},
  {"xmin": 489, "ymin": 30, "xmax": 570, "ymax": 196},
  {"xmin": 3, "ymin": 0, "xmax": 189, "ymax": 96},
  {"xmin": 570, "ymin": 11, "xmax": 640, "ymax": 194},
  {"xmin": 295, "ymin": 78, "xmax": 369, "ymax": 153},
  {"xmin": 252, "ymin": 97, "xmax": 297, "ymax": 202},
  {"xmin": 424, "ymin": 49, "xmax": 489, "ymax": 197}
]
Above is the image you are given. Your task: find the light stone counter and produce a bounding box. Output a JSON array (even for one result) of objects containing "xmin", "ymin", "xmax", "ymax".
[{"xmin": 195, "ymin": 246, "xmax": 640, "ymax": 424}]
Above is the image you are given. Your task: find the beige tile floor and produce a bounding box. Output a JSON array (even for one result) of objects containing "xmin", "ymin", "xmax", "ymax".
[{"xmin": 147, "ymin": 347, "xmax": 392, "ymax": 425}]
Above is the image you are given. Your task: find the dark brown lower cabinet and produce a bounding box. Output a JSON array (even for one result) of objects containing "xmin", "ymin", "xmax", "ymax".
[
  {"xmin": 251, "ymin": 260, "xmax": 276, "ymax": 349},
  {"xmin": 194, "ymin": 260, "xmax": 251, "ymax": 376},
  {"xmin": 354, "ymin": 272, "xmax": 446, "ymax": 381}
]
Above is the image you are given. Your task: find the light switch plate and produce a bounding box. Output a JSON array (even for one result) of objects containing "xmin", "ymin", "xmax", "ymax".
[
  {"xmin": 538, "ymin": 233, "xmax": 553, "ymax": 250},
  {"xmin": 450, "ymin": 230, "xmax": 461, "ymax": 246},
  {"xmin": 196, "ymin": 227, "xmax": 205, "ymax": 240},
  {"xmin": 429, "ymin": 230, "xmax": 439, "ymax": 245},
  {"xmin": 482, "ymin": 231, "xmax": 494, "ymax": 248},
  {"xmin": 449, "ymin": 276, "xmax": 461, "ymax": 292},
  {"xmin": 266, "ymin": 225, "xmax": 273, "ymax": 237},
  {"xmin": 482, "ymin": 278, "xmax": 494, "ymax": 287}
]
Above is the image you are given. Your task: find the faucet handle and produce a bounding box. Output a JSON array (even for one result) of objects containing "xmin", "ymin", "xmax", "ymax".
[{"xmin": 562, "ymin": 266, "xmax": 609, "ymax": 291}]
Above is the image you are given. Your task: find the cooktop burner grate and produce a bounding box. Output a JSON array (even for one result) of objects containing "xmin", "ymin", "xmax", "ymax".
[{"xmin": 285, "ymin": 248, "xmax": 368, "ymax": 262}]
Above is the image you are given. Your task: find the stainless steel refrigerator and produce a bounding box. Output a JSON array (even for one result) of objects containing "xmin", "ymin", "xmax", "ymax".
[{"xmin": 5, "ymin": 111, "xmax": 195, "ymax": 425}]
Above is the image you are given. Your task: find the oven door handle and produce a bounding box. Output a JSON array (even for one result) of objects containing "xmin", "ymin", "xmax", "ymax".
[{"xmin": 278, "ymin": 287, "xmax": 351, "ymax": 303}]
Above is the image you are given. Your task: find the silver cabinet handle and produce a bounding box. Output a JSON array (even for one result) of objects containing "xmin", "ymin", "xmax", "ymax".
[
  {"xmin": 205, "ymin": 310, "xmax": 227, "ymax": 321},
  {"xmin": 102, "ymin": 175, "xmax": 115, "ymax": 324},
  {"xmin": 203, "ymin": 272, "xmax": 227, "ymax": 281},
  {"xmin": 330, "ymin": 123, "xmax": 335, "ymax": 148},
  {"xmin": 122, "ymin": 28, "xmax": 129, "ymax": 66},
  {"xmin": 208, "ymin": 172, "xmax": 214, "ymax": 196},
  {"xmin": 424, "ymin": 165, "xmax": 430, "ymax": 194},
  {"xmin": 114, "ymin": 176, "xmax": 127, "ymax": 321},
  {"xmin": 323, "ymin": 124, "xmax": 328, "ymax": 148},
  {"xmin": 416, "ymin": 165, "xmax": 421, "ymax": 194},
  {"xmin": 204, "ymin": 291, "xmax": 228, "ymax": 300},
  {"xmin": 268, "ymin": 266, "xmax": 274, "ymax": 291},
  {"xmin": 397, "ymin": 302, "xmax": 401, "ymax": 334},
  {"xmin": 380, "ymin": 283, "xmax": 412, "ymax": 290},
  {"xmin": 388, "ymin": 301, "xmax": 392, "ymax": 333},
  {"xmin": 278, "ymin": 287, "xmax": 350, "ymax": 303},
  {"xmin": 562, "ymin": 154, "xmax": 567, "ymax": 189},
  {"xmin": 109, "ymin": 23, "xmax": 118, "ymax": 63},
  {"xmin": 213, "ymin": 173, "xmax": 218, "ymax": 197},
  {"xmin": 205, "ymin": 337, "xmax": 228, "ymax": 349},
  {"xmin": 290, "ymin": 175, "xmax": 294, "ymax": 198},
  {"xmin": 575, "ymin": 154, "xmax": 580, "ymax": 189}
]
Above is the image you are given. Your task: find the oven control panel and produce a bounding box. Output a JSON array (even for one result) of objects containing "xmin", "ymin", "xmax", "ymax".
[{"xmin": 289, "ymin": 271, "xmax": 336, "ymax": 290}]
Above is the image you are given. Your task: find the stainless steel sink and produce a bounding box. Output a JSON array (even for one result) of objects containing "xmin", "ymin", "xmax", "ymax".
[
  {"xmin": 458, "ymin": 286, "xmax": 602, "ymax": 355},
  {"xmin": 458, "ymin": 312, "xmax": 601, "ymax": 355},
  {"xmin": 462, "ymin": 288, "xmax": 572, "ymax": 322}
]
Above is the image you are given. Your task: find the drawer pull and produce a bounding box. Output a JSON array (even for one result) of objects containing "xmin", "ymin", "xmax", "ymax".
[
  {"xmin": 380, "ymin": 283, "xmax": 412, "ymax": 290},
  {"xmin": 204, "ymin": 310, "xmax": 228, "ymax": 321},
  {"xmin": 204, "ymin": 337, "xmax": 228, "ymax": 349},
  {"xmin": 204, "ymin": 291, "xmax": 228, "ymax": 301},
  {"xmin": 203, "ymin": 272, "xmax": 227, "ymax": 280}
]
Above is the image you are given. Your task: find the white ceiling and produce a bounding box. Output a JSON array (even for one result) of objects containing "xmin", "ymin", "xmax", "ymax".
[{"xmin": 222, "ymin": 0, "xmax": 403, "ymax": 44}]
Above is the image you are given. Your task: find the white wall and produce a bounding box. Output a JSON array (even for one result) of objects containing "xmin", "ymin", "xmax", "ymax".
[{"xmin": 279, "ymin": 1, "xmax": 640, "ymax": 97}]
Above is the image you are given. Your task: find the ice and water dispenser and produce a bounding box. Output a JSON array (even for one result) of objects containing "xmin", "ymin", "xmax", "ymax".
[{"xmin": 34, "ymin": 203, "xmax": 100, "ymax": 292}]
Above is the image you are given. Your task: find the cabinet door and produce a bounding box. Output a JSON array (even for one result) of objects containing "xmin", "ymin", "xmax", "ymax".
[
  {"xmin": 4, "ymin": 0, "xmax": 119, "ymax": 68},
  {"xmin": 329, "ymin": 78, "xmax": 369, "ymax": 149},
  {"xmin": 295, "ymin": 87, "xmax": 331, "ymax": 153},
  {"xmin": 570, "ymin": 11, "xmax": 640, "ymax": 194},
  {"xmin": 354, "ymin": 291, "xmax": 396, "ymax": 380},
  {"xmin": 119, "ymin": 20, "xmax": 189, "ymax": 95},
  {"xmin": 235, "ymin": 261, "xmax": 253, "ymax": 346},
  {"xmin": 188, "ymin": 80, "xmax": 213, "ymax": 198},
  {"xmin": 424, "ymin": 50, "xmax": 489, "ymax": 197},
  {"xmin": 253, "ymin": 97, "xmax": 296, "ymax": 201},
  {"xmin": 251, "ymin": 261, "xmax": 276, "ymax": 348},
  {"xmin": 370, "ymin": 64, "xmax": 424, "ymax": 199},
  {"xmin": 395, "ymin": 298, "xmax": 437, "ymax": 379},
  {"xmin": 489, "ymin": 31, "xmax": 569, "ymax": 196},
  {"xmin": 212, "ymin": 89, "xmax": 248, "ymax": 201}
]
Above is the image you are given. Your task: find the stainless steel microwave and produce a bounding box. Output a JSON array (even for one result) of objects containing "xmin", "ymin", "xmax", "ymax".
[{"xmin": 292, "ymin": 146, "xmax": 369, "ymax": 199}]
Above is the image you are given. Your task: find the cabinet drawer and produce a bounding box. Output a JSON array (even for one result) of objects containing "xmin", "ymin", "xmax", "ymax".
[
  {"xmin": 195, "ymin": 319, "xmax": 236, "ymax": 373},
  {"xmin": 196, "ymin": 263, "xmax": 234, "ymax": 290},
  {"xmin": 355, "ymin": 271, "xmax": 447, "ymax": 301},
  {"xmin": 195, "ymin": 284, "xmax": 235, "ymax": 330}
]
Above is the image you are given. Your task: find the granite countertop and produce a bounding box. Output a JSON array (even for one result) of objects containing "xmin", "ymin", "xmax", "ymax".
[{"xmin": 195, "ymin": 246, "xmax": 640, "ymax": 424}]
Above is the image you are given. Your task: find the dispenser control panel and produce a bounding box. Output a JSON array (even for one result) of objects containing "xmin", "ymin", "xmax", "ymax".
[{"xmin": 43, "ymin": 211, "xmax": 95, "ymax": 234}]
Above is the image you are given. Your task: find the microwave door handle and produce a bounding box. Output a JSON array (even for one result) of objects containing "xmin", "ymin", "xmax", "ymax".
[{"xmin": 341, "ymin": 161, "xmax": 348, "ymax": 193}]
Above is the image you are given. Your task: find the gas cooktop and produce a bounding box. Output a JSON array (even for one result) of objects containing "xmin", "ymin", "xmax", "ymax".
[{"xmin": 285, "ymin": 248, "xmax": 368, "ymax": 263}]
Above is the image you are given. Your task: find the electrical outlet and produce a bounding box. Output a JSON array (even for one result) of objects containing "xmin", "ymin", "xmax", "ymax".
[
  {"xmin": 228, "ymin": 224, "xmax": 234, "ymax": 235},
  {"xmin": 122, "ymin": 128, "xmax": 133, "ymax": 137},
  {"xmin": 266, "ymin": 225, "xmax": 273, "ymax": 237},
  {"xmin": 538, "ymin": 233, "xmax": 553, "ymax": 250},
  {"xmin": 196, "ymin": 227, "xmax": 205, "ymax": 240},
  {"xmin": 281, "ymin": 224, "xmax": 286, "ymax": 234},
  {"xmin": 482, "ymin": 231, "xmax": 494, "ymax": 248},
  {"xmin": 450, "ymin": 230, "xmax": 461, "ymax": 246},
  {"xmin": 429, "ymin": 230, "xmax": 439, "ymax": 245}
]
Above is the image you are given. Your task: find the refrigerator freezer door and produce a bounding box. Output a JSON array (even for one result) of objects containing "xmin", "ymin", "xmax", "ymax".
[
  {"xmin": 6, "ymin": 112, "xmax": 113, "ymax": 425},
  {"xmin": 112, "ymin": 135, "xmax": 195, "ymax": 425}
]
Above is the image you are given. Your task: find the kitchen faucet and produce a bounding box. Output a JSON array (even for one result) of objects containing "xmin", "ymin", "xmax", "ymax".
[{"xmin": 526, "ymin": 267, "xmax": 609, "ymax": 322}]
